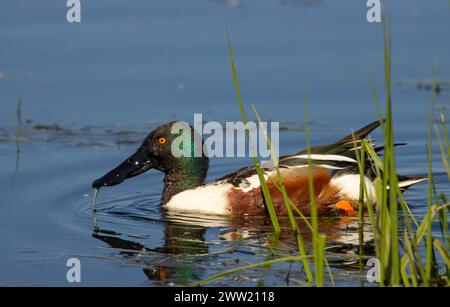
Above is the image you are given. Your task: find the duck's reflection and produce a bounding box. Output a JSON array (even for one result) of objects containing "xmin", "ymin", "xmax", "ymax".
[
  {"xmin": 92, "ymin": 216, "xmax": 210, "ymax": 285},
  {"xmin": 92, "ymin": 210, "xmax": 375, "ymax": 285}
]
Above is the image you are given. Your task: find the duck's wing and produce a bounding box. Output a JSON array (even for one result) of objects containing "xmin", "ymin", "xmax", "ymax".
[
  {"xmin": 295, "ymin": 119, "xmax": 384, "ymax": 158},
  {"xmin": 218, "ymin": 119, "xmax": 386, "ymax": 187},
  {"xmin": 277, "ymin": 119, "xmax": 387, "ymax": 174},
  {"xmin": 216, "ymin": 164, "xmax": 260, "ymax": 187}
]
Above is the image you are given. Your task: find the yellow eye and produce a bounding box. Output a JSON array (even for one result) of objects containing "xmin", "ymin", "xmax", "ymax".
[{"xmin": 158, "ymin": 137, "xmax": 167, "ymax": 145}]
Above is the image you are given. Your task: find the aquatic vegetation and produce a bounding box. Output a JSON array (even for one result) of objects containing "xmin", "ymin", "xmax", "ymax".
[{"xmin": 195, "ymin": 19, "xmax": 450, "ymax": 287}]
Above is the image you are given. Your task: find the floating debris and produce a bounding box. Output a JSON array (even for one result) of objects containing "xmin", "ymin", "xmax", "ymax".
[{"xmin": 416, "ymin": 79, "xmax": 450, "ymax": 93}]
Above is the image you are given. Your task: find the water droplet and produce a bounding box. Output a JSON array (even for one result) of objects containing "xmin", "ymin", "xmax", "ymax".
[{"xmin": 92, "ymin": 188, "xmax": 99, "ymax": 212}]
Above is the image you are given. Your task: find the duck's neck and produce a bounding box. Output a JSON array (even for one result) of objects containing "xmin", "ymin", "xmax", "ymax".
[{"xmin": 161, "ymin": 157, "xmax": 209, "ymax": 204}]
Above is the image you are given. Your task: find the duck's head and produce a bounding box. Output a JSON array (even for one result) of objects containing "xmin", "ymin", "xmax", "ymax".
[{"xmin": 92, "ymin": 121, "xmax": 209, "ymax": 203}]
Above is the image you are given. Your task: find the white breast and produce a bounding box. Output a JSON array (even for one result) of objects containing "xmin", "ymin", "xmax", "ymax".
[
  {"xmin": 330, "ymin": 174, "xmax": 377, "ymax": 203},
  {"xmin": 163, "ymin": 182, "xmax": 233, "ymax": 215}
]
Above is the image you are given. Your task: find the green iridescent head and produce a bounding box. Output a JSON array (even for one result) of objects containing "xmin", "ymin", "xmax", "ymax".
[{"xmin": 92, "ymin": 121, "xmax": 209, "ymax": 203}]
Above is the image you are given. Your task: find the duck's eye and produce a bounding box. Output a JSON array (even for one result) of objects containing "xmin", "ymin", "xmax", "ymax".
[{"xmin": 158, "ymin": 137, "xmax": 167, "ymax": 145}]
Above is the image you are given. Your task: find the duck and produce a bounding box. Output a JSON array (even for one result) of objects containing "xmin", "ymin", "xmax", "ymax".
[{"xmin": 92, "ymin": 119, "xmax": 426, "ymax": 216}]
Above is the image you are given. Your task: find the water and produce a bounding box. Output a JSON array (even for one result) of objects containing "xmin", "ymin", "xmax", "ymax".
[{"xmin": 0, "ymin": 0, "xmax": 449, "ymax": 286}]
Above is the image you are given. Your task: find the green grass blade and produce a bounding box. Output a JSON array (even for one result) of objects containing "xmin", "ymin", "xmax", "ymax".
[
  {"xmin": 192, "ymin": 255, "xmax": 311, "ymax": 286},
  {"xmin": 225, "ymin": 29, "xmax": 281, "ymax": 233}
]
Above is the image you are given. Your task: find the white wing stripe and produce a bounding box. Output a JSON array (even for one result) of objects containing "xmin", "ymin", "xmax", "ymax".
[
  {"xmin": 294, "ymin": 154, "xmax": 357, "ymax": 163},
  {"xmin": 284, "ymin": 164, "xmax": 345, "ymax": 170},
  {"xmin": 317, "ymin": 164, "xmax": 346, "ymax": 170}
]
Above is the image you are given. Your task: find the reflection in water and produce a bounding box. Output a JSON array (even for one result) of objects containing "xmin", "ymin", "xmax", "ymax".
[
  {"xmin": 10, "ymin": 99, "xmax": 22, "ymax": 193},
  {"xmin": 93, "ymin": 216, "xmax": 209, "ymax": 285},
  {"xmin": 10, "ymin": 134, "xmax": 21, "ymax": 192},
  {"xmin": 92, "ymin": 207, "xmax": 376, "ymax": 285}
]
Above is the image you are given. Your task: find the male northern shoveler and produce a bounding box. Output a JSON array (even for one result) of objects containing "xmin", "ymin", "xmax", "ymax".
[{"xmin": 92, "ymin": 120, "xmax": 426, "ymax": 216}]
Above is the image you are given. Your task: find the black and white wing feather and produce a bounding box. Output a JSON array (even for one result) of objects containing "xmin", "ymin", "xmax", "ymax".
[{"xmin": 217, "ymin": 119, "xmax": 385, "ymax": 187}]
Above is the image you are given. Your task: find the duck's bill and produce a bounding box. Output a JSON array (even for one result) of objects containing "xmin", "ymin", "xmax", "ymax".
[{"xmin": 92, "ymin": 149, "xmax": 153, "ymax": 189}]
